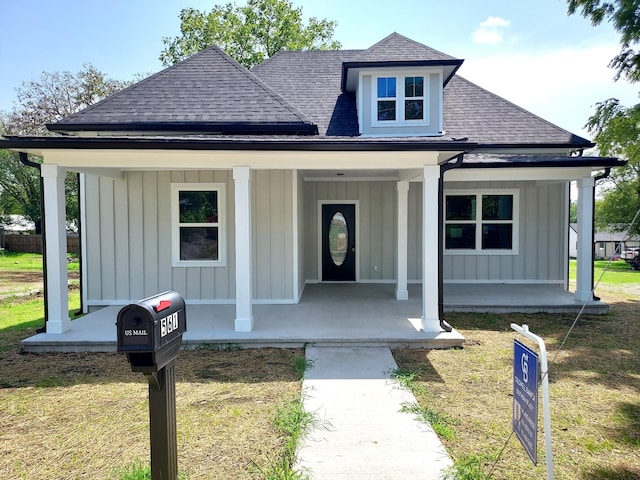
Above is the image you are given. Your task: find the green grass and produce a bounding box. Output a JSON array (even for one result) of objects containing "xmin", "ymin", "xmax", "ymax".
[
  {"xmin": 0, "ymin": 290, "xmax": 81, "ymax": 331},
  {"xmin": 252, "ymin": 396, "xmax": 314, "ymax": 480},
  {"xmin": 113, "ymin": 461, "xmax": 190, "ymax": 480},
  {"xmin": 0, "ymin": 251, "xmax": 78, "ymax": 271},
  {"xmin": 569, "ymin": 259, "xmax": 640, "ymax": 285}
]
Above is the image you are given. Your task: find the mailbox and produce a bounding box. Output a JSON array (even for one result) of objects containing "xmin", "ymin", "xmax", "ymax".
[{"xmin": 117, "ymin": 291, "xmax": 187, "ymax": 373}]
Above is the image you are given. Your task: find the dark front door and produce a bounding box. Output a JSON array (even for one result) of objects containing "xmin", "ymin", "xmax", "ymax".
[{"xmin": 322, "ymin": 203, "xmax": 356, "ymax": 281}]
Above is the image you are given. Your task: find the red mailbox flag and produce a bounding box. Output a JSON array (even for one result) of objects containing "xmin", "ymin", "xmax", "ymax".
[{"xmin": 155, "ymin": 300, "xmax": 172, "ymax": 312}]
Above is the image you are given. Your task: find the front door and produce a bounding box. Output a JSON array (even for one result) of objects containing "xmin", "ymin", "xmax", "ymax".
[{"xmin": 322, "ymin": 203, "xmax": 356, "ymax": 281}]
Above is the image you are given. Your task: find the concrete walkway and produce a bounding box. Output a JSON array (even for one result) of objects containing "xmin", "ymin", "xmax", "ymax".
[{"xmin": 297, "ymin": 346, "xmax": 452, "ymax": 479}]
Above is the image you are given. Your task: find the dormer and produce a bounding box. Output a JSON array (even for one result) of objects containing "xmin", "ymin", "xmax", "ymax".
[{"xmin": 341, "ymin": 33, "xmax": 463, "ymax": 137}]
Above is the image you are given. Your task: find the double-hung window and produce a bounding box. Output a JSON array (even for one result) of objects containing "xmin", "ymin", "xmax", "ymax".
[
  {"xmin": 377, "ymin": 77, "xmax": 397, "ymax": 121},
  {"xmin": 375, "ymin": 74, "xmax": 426, "ymax": 123},
  {"xmin": 444, "ymin": 190, "xmax": 519, "ymax": 254},
  {"xmin": 404, "ymin": 76, "xmax": 424, "ymax": 120},
  {"xmin": 171, "ymin": 183, "xmax": 226, "ymax": 266}
]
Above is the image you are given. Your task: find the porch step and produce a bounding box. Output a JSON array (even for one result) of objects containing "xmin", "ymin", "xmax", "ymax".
[{"xmin": 297, "ymin": 346, "xmax": 452, "ymax": 479}]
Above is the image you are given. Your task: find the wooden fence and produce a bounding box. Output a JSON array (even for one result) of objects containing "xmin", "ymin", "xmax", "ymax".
[{"xmin": 1, "ymin": 234, "xmax": 79, "ymax": 255}]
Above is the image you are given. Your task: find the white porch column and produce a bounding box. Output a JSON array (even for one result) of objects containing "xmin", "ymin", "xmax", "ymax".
[
  {"xmin": 576, "ymin": 176, "xmax": 595, "ymax": 302},
  {"xmin": 233, "ymin": 166, "xmax": 253, "ymax": 332},
  {"xmin": 396, "ymin": 181, "xmax": 409, "ymax": 300},
  {"xmin": 41, "ymin": 164, "xmax": 71, "ymax": 334},
  {"xmin": 422, "ymin": 166, "xmax": 441, "ymax": 331}
]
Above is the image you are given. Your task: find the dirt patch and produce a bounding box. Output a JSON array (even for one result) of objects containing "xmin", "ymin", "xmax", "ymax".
[{"xmin": 0, "ymin": 271, "xmax": 79, "ymax": 298}]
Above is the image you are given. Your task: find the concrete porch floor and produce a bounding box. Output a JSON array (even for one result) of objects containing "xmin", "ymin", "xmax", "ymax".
[{"xmin": 20, "ymin": 283, "xmax": 606, "ymax": 353}]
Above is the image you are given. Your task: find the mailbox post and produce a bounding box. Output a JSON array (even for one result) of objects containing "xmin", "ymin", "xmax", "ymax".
[{"xmin": 117, "ymin": 291, "xmax": 187, "ymax": 480}]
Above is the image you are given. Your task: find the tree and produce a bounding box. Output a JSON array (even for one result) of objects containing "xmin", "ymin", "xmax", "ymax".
[
  {"xmin": 567, "ymin": 1, "xmax": 640, "ymax": 232},
  {"xmin": 1, "ymin": 64, "xmax": 131, "ymax": 232},
  {"xmin": 567, "ymin": 0, "xmax": 640, "ymax": 82},
  {"xmin": 587, "ymin": 99, "xmax": 640, "ymax": 233},
  {"xmin": 0, "ymin": 149, "xmax": 41, "ymax": 230},
  {"xmin": 160, "ymin": 0, "xmax": 341, "ymax": 68}
]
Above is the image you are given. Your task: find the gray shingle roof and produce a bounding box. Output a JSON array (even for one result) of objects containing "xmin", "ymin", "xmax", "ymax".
[
  {"xmin": 47, "ymin": 33, "xmax": 592, "ymax": 148},
  {"xmin": 352, "ymin": 32, "xmax": 457, "ymax": 62},
  {"xmin": 252, "ymin": 49, "xmax": 360, "ymax": 136},
  {"xmin": 50, "ymin": 46, "xmax": 316, "ymax": 134},
  {"xmin": 442, "ymin": 76, "xmax": 590, "ymax": 146},
  {"xmin": 253, "ymin": 44, "xmax": 591, "ymax": 147}
]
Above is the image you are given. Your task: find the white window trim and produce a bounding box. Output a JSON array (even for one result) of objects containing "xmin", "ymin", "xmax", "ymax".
[
  {"xmin": 444, "ymin": 189, "xmax": 520, "ymax": 256},
  {"xmin": 371, "ymin": 69, "xmax": 431, "ymax": 127},
  {"xmin": 171, "ymin": 183, "xmax": 226, "ymax": 267}
]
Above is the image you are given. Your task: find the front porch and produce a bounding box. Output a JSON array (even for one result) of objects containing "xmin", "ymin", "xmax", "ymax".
[{"xmin": 20, "ymin": 283, "xmax": 606, "ymax": 353}]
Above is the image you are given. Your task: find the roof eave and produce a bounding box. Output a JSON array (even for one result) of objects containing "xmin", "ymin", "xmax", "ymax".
[
  {"xmin": 460, "ymin": 156, "xmax": 625, "ymax": 169},
  {"xmin": 341, "ymin": 59, "xmax": 465, "ymax": 92},
  {"xmin": 0, "ymin": 135, "xmax": 477, "ymax": 152},
  {"xmin": 47, "ymin": 121, "xmax": 319, "ymax": 136}
]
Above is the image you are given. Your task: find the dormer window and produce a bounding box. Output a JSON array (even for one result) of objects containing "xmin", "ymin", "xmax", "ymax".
[
  {"xmin": 377, "ymin": 77, "xmax": 397, "ymax": 121},
  {"xmin": 372, "ymin": 73, "xmax": 428, "ymax": 127},
  {"xmin": 404, "ymin": 76, "xmax": 424, "ymax": 120}
]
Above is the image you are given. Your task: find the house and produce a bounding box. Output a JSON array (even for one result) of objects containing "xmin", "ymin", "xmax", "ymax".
[
  {"xmin": 570, "ymin": 223, "xmax": 639, "ymax": 259},
  {"xmin": 1, "ymin": 33, "xmax": 624, "ymax": 343}
]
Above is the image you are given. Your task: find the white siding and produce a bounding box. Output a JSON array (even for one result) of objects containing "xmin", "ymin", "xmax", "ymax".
[
  {"xmin": 84, "ymin": 169, "xmax": 295, "ymax": 306},
  {"xmin": 303, "ymin": 180, "xmax": 397, "ymax": 281},
  {"xmin": 438, "ymin": 180, "xmax": 567, "ymax": 282}
]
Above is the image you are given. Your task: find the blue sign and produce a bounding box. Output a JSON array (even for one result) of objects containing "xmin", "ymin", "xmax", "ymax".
[{"xmin": 513, "ymin": 339, "xmax": 539, "ymax": 465}]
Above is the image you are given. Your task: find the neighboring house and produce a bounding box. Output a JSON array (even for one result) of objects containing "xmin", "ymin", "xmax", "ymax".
[
  {"xmin": 0, "ymin": 33, "xmax": 624, "ymax": 336},
  {"xmin": 570, "ymin": 223, "xmax": 639, "ymax": 259},
  {"xmin": 0, "ymin": 214, "xmax": 35, "ymax": 233}
]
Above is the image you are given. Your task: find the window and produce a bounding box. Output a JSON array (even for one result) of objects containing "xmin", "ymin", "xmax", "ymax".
[
  {"xmin": 171, "ymin": 183, "xmax": 225, "ymax": 266},
  {"xmin": 404, "ymin": 76, "xmax": 424, "ymax": 120},
  {"xmin": 375, "ymin": 74, "xmax": 426, "ymax": 124},
  {"xmin": 377, "ymin": 77, "xmax": 396, "ymax": 121},
  {"xmin": 445, "ymin": 190, "xmax": 519, "ymax": 254}
]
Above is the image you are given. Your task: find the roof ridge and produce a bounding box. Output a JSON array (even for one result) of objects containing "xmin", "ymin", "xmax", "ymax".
[
  {"xmin": 51, "ymin": 48, "xmax": 218, "ymax": 127},
  {"xmin": 365, "ymin": 32, "xmax": 457, "ymax": 60},
  {"xmin": 212, "ymin": 46, "xmax": 316, "ymax": 126},
  {"xmin": 52, "ymin": 46, "xmax": 316, "ymax": 130}
]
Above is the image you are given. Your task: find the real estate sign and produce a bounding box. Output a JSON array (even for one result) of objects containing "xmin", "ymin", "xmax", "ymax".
[{"xmin": 513, "ymin": 339, "xmax": 539, "ymax": 465}]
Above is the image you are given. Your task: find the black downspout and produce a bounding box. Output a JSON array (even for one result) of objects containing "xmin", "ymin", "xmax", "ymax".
[
  {"xmin": 438, "ymin": 153, "xmax": 465, "ymax": 332},
  {"xmin": 591, "ymin": 168, "xmax": 611, "ymax": 300},
  {"xmin": 18, "ymin": 152, "xmax": 48, "ymax": 332}
]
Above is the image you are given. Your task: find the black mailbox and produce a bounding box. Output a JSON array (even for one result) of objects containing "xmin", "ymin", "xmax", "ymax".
[{"xmin": 117, "ymin": 291, "xmax": 187, "ymax": 373}]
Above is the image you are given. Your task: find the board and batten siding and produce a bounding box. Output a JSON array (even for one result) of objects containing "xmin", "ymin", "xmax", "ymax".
[
  {"xmin": 296, "ymin": 171, "xmax": 306, "ymax": 300},
  {"xmin": 84, "ymin": 169, "xmax": 296, "ymax": 308},
  {"xmin": 407, "ymin": 180, "xmax": 568, "ymax": 282},
  {"xmin": 303, "ymin": 180, "xmax": 397, "ymax": 282}
]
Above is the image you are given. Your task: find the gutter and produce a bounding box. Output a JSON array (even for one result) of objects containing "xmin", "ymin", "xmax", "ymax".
[
  {"xmin": 438, "ymin": 153, "xmax": 465, "ymax": 332},
  {"xmin": 18, "ymin": 152, "xmax": 48, "ymax": 332},
  {"xmin": 0, "ymin": 135, "xmax": 476, "ymax": 152}
]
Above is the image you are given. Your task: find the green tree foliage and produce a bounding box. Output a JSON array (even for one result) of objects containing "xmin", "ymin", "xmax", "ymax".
[
  {"xmin": 568, "ymin": 1, "xmax": 640, "ymax": 232},
  {"xmin": 587, "ymin": 99, "xmax": 640, "ymax": 233},
  {"xmin": 567, "ymin": 0, "xmax": 640, "ymax": 82},
  {"xmin": 0, "ymin": 149, "xmax": 41, "ymax": 231},
  {"xmin": 1, "ymin": 64, "xmax": 131, "ymax": 231},
  {"xmin": 160, "ymin": 0, "xmax": 341, "ymax": 68}
]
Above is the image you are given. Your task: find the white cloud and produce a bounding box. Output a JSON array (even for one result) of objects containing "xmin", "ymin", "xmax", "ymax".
[
  {"xmin": 458, "ymin": 41, "xmax": 639, "ymax": 138},
  {"xmin": 472, "ymin": 16, "xmax": 511, "ymax": 45},
  {"xmin": 480, "ymin": 16, "xmax": 511, "ymax": 28}
]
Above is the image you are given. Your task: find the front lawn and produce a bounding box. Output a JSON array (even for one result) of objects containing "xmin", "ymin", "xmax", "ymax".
[{"xmin": 395, "ymin": 274, "xmax": 640, "ymax": 479}]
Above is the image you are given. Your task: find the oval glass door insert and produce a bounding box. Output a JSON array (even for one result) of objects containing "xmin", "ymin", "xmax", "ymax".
[{"xmin": 329, "ymin": 212, "xmax": 348, "ymax": 266}]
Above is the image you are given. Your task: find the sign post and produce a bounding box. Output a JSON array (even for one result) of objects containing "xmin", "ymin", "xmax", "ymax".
[{"xmin": 511, "ymin": 323, "xmax": 554, "ymax": 480}]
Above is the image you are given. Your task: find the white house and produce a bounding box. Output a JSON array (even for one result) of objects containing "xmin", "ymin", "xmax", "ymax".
[{"xmin": 1, "ymin": 33, "xmax": 622, "ymax": 346}]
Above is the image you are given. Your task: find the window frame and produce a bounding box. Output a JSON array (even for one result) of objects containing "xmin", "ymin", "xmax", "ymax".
[
  {"xmin": 171, "ymin": 183, "xmax": 226, "ymax": 267},
  {"xmin": 444, "ymin": 189, "xmax": 519, "ymax": 255},
  {"xmin": 371, "ymin": 70, "xmax": 430, "ymax": 127}
]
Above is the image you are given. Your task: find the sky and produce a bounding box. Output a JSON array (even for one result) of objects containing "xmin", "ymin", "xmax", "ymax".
[{"xmin": 0, "ymin": 0, "xmax": 638, "ymax": 140}]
